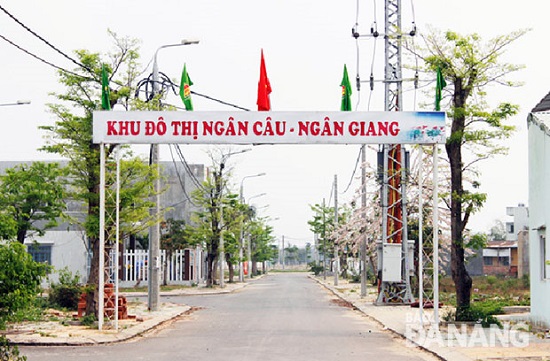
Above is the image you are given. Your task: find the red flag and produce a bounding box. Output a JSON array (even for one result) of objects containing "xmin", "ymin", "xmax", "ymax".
[{"xmin": 256, "ymin": 49, "xmax": 272, "ymax": 111}]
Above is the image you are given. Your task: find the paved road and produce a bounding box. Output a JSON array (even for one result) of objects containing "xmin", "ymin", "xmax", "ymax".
[{"xmin": 21, "ymin": 273, "xmax": 435, "ymax": 361}]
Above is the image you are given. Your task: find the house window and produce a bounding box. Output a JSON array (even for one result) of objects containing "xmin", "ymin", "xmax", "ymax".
[
  {"xmin": 506, "ymin": 222, "xmax": 514, "ymax": 235},
  {"xmin": 483, "ymin": 257, "xmax": 493, "ymax": 266},
  {"xmin": 27, "ymin": 244, "xmax": 52, "ymax": 265},
  {"xmin": 499, "ymin": 256, "xmax": 509, "ymax": 266}
]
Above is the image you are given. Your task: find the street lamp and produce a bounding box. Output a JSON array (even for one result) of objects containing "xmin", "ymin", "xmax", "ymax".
[
  {"xmin": 239, "ymin": 173, "xmax": 266, "ymax": 282},
  {"xmin": 245, "ymin": 192, "xmax": 266, "ymax": 278},
  {"xmin": 0, "ymin": 100, "xmax": 31, "ymax": 106},
  {"xmin": 148, "ymin": 39, "xmax": 198, "ymax": 312},
  {"xmin": 218, "ymin": 149, "xmax": 251, "ymax": 288}
]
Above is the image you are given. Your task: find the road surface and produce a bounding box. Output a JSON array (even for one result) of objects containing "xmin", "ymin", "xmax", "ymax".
[{"xmin": 21, "ymin": 273, "xmax": 436, "ymax": 361}]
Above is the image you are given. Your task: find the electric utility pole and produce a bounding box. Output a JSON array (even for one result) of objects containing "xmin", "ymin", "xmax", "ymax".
[{"xmin": 376, "ymin": 0, "xmax": 414, "ymax": 304}]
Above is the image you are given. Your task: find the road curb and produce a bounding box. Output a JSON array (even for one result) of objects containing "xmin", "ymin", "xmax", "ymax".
[{"xmin": 309, "ymin": 275, "xmax": 447, "ymax": 361}]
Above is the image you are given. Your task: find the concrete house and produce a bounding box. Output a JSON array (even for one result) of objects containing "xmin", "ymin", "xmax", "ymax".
[
  {"xmin": 480, "ymin": 204, "xmax": 529, "ymax": 277},
  {"xmin": 1, "ymin": 160, "xmax": 206, "ymax": 285},
  {"xmin": 527, "ymin": 93, "xmax": 550, "ymax": 327}
]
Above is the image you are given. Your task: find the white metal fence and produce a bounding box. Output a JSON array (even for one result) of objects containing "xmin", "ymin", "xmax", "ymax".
[{"xmin": 116, "ymin": 248, "xmax": 203, "ymax": 287}]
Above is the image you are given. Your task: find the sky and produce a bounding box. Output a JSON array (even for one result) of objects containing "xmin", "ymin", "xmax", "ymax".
[{"xmin": 0, "ymin": 0, "xmax": 546, "ymax": 247}]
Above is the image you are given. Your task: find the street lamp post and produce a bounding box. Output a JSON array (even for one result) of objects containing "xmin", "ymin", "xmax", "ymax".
[
  {"xmin": 148, "ymin": 39, "xmax": 198, "ymax": 312},
  {"xmin": 239, "ymin": 173, "xmax": 266, "ymax": 282},
  {"xmin": 245, "ymin": 192, "xmax": 266, "ymax": 278},
  {"xmin": 0, "ymin": 100, "xmax": 31, "ymax": 107},
  {"xmin": 218, "ymin": 149, "xmax": 251, "ymax": 288}
]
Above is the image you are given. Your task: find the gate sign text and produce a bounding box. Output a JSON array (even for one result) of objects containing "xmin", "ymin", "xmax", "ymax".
[{"xmin": 92, "ymin": 111, "xmax": 446, "ymax": 145}]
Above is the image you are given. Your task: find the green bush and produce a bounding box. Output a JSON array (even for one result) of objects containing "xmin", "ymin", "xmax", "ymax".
[
  {"xmin": 0, "ymin": 242, "xmax": 49, "ymax": 328},
  {"xmin": 308, "ymin": 262, "xmax": 324, "ymax": 276},
  {"xmin": 0, "ymin": 335, "xmax": 26, "ymax": 361},
  {"xmin": 455, "ymin": 305, "xmax": 502, "ymax": 328},
  {"xmin": 48, "ymin": 267, "xmax": 83, "ymax": 310}
]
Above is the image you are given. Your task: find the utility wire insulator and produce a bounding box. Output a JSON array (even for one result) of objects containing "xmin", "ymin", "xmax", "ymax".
[
  {"xmin": 352, "ymin": 26, "xmax": 360, "ymax": 39},
  {"xmin": 356, "ymin": 74, "xmax": 361, "ymax": 91},
  {"xmin": 371, "ymin": 23, "xmax": 379, "ymax": 37},
  {"xmin": 410, "ymin": 23, "xmax": 417, "ymax": 36},
  {"xmin": 414, "ymin": 71, "xmax": 419, "ymax": 89},
  {"xmin": 369, "ymin": 74, "xmax": 374, "ymax": 91}
]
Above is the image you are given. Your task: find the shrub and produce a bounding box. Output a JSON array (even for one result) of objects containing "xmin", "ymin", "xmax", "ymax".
[
  {"xmin": 0, "ymin": 242, "xmax": 49, "ymax": 328},
  {"xmin": 48, "ymin": 267, "xmax": 83, "ymax": 310},
  {"xmin": 455, "ymin": 305, "xmax": 502, "ymax": 328},
  {"xmin": 0, "ymin": 335, "xmax": 26, "ymax": 361},
  {"xmin": 308, "ymin": 262, "xmax": 324, "ymax": 276}
]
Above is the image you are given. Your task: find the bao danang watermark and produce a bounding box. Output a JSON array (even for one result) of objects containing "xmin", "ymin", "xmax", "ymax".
[{"xmin": 404, "ymin": 312, "xmax": 530, "ymax": 348}]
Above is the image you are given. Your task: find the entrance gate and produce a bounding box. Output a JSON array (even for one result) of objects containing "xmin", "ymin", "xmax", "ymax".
[{"xmin": 93, "ymin": 110, "xmax": 445, "ymax": 329}]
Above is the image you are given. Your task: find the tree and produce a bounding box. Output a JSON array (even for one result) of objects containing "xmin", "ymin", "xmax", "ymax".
[
  {"xmin": 0, "ymin": 212, "xmax": 17, "ymax": 241},
  {"xmin": 488, "ymin": 219, "xmax": 506, "ymax": 241},
  {"xmin": 411, "ymin": 28, "xmax": 527, "ymax": 318},
  {"xmin": 308, "ymin": 202, "xmax": 335, "ymax": 269},
  {"xmin": 160, "ymin": 218, "xmax": 193, "ymax": 286},
  {"xmin": 188, "ymin": 154, "xmax": 231, "ymax": 287},
  {"xmin": 0, "ymin": 162, "xmax": 66, "ymax": 243},
  {"xmin": 0, "ymin": 242, "xmax": 48, "ymax": 328},
  {"xmin": 248, "ymin": 219, "xmax": 276, "ymax": 275},
  {"xmin": 40, "ymin": 33, "xmax": 160, "ymax": 316}
]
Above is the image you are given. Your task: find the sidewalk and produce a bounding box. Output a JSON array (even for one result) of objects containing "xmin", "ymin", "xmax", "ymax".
[
  {"xmin": 4, "ymin": 281, "xmax": 248, "ymax": 346},
  {"xmin": 312, "ymin": 275, "xmax": 550, "ymax": 361}
]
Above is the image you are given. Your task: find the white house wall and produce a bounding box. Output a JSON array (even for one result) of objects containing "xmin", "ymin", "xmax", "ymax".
[
  {"xmin": 26, "ymin": 228, "xmax": 89, "ymax": 287},
  {"xmin": 528, "ymin": 112, "xmax": 550, "ymax": 327}
]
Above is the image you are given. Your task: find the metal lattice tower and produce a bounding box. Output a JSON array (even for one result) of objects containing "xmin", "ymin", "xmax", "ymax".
[{"xmin": 376, "ymin": 0, "xmax": 414, "ymax": 304}]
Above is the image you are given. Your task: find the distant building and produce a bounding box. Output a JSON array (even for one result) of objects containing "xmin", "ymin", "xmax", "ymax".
[
  {"xmin": 0, "ymin": 160, "xmax": 206, "ymax": 285},
  {"xmin": 505, "ymin": 204, "xmax": 529, "ymax": 241},
  {"xmin": 527, "ymin": 92, "xmax": 550, "ymax": 328},
  {"xmin": 482, "ymin": 240, "xmax": 517, "ymax": 276}
]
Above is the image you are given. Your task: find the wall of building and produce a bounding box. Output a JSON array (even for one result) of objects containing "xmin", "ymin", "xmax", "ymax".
[
  {"xmin": 528, "ymin": 113, "xmax": 550, "ymax": 328},
  {"xmin": 2, "ymin": 160, "xmax": 206, "ymax": 288}
]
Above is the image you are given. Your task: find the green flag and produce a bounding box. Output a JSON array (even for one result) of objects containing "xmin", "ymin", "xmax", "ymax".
[
  {"xmin": 101, "ymin": 64, "xmax": 111, "ymax": 110},
  {"xmin": 179, "ymin": 63, "xmax": 193, "ymax": 111},
  {"xmin": 435, "ymin": 66, "xmax": 446, "ymax": 111},
  {"xmin": 340, "ymin": 64, "xmax": 352, "ymax": 111}
]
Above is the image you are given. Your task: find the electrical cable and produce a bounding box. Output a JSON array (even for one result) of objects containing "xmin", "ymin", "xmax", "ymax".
[
  {"xmin": 0, "ymin": 33, "xmax": 91, "ymax": 79},
  {"xmin": 410, "ymin": 0, "xmax": 419, "ymax": 110},
  {"xmin": 168, "ymin": 144, "xmax": 201, "ymax": 207},
  {"xmin": 342, "ymin": 146, "xmax": 363, "ymax": 194},
  {"xmin": 174, "ymin": 144, "xmax": 205, "ymax": 191},
  {"xmin": 0, "ymin": 4, "xmax": 93, "ymax": 74}
]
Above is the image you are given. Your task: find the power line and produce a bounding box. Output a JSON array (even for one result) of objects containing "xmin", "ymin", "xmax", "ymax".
[
  {"xmin": 0, "ymin": 4, "xmax": 92, "ymax": 74},
  {"xmin": 168, "ymin": 144, "xmax": 201, "ymax": 207},
  {"xmin": 0, "ymin": 33, "xmax": 90, "ymax": 79},
  {"xmin": 342, "ymin": 146, "xmax": 363, "ymax": 194}
]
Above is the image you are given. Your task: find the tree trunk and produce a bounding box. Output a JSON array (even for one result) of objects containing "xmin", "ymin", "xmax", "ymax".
[
  {"xmin": 445, "ymin": 77, "xmax": 473, "ymax": 319},
  {"xmin": 206, "ymin": 252, "xmax": 216, "ymax": 287},
  {"xmin": 227, "ymin": 254, "xmax": 234, "ymax": 283},
  {"xmin": 85, "ymin": 236, "xmax": 99, "ymax": 317}
]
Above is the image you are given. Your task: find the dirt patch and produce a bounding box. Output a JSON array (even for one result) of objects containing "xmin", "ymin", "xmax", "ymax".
[{"xmin": 330, "ymin": 298, "xmax": 357, "ymax": 309}]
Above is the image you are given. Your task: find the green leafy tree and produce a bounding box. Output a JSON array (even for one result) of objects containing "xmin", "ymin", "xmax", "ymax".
[
  {"xmin": 411, "ymin": 28, "xmax": 527, "ymax": 319},
  {"xmin": 0, "ymin": 212, "xmax": 17, "ymax": 241},
  {"xmin": 0, "ymin": 162, "xmax": 66, "ymax": 243},
  {"xmin": 248, "ymin": 219, "xmax": 276, "ymax": 275},
  {"xmin": 308, "ymin": 203, "xmax": 335, "ymax": 268},
  {"xmin": 39, "ymin": 34, "xmax": 160, "ymax": 316},
  {"xmin": 160, "ymin": 218, "xmax": 194, "ymax": 285},
  {"xmin": 188, "ymin": 160, "xmax": 229, "ymax": 287},
  {"xmin": 0, "ymin": 242, "xmax": 48, "ymax": 328}
]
